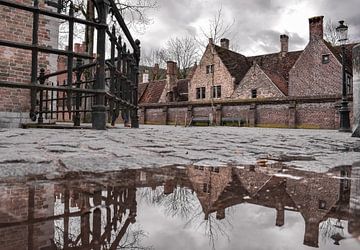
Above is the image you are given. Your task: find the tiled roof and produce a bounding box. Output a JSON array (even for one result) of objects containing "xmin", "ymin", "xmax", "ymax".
[
  {"xmin": 138, "ymin": 80, "xmax": 166, "ymax": 104},
  {"xmin": 214, "ymin": 45, "xmax": 251, "ymax": 84},
  {"xmin": 324, "ymin": 41, "xmax": 357, "ymax": 74},
  {"xmin": 247, "ymin": 51, "xmax": 302, "ymax": 95},
  {"xmin": 176, "ymin": 79, "xmax": 189, "ymax": 94}
]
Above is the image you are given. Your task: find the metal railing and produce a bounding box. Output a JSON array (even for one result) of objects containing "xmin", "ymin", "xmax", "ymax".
[{"xmin": 0, "ymin": 0, "xmax": 140, "ymax": 129}]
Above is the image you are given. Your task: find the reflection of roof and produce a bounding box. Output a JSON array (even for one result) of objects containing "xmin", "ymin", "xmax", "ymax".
[
  {"xmin": 214, "ymin": 45, "xmax": 250, "ymax": 84},
  {"xmin": 138, "ymin": 80, "xmax": 166, "ymax": 104}
]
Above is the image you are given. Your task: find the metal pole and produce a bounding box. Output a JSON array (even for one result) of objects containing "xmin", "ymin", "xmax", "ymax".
[
  {"xmin": 38, "ymin": 68, "xmax": 45, "ymax": 124},
  {"xmin": 30, "ymin": 0, "xmax": 39, "ymax": 122},
  {"xmin": 131, "ymin": 40, "xmax": 140, "ymax": 128},
  {"xmin": 339, "ymin": 45, "xmax": 351, "ymax": 132},
  {"xmin": 92, "ymin": 0, "xmax": 108, "ymax": 130},
  {"xmin": 74, "ymin": 58, "xmax": 83, "ymax": 126}
]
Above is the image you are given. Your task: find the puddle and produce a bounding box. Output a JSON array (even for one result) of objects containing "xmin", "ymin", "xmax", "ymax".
[{"xmin": 0, "ymin": 164, "xmax": 359, "ymax": 250}]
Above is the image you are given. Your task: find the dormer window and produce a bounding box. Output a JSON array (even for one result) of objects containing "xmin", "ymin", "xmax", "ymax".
[
  {"xmin": 206, "ymin": 65, "xmax": 214, "ymax": 74},
  {"xmin": 251, "ymin": 89, "xmax": 257, "ymax": 98},
  {"xmin": 322, "ymin": 54, "xmax": 330, "ymax": 64}
]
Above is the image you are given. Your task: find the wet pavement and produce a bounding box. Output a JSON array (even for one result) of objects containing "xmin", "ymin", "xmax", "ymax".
[
  {"xmin": 0, "ymin": 126, "xmax": 360, "ymax": 249},
  {"xmin": 0, "ymin": 163, "xmax": 359, "ymax": 250}
]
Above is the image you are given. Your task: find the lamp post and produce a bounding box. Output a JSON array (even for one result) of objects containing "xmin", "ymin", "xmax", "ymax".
[{"xmin": 336, "ymin": 20, "xmax": 351, "ymax": 132}]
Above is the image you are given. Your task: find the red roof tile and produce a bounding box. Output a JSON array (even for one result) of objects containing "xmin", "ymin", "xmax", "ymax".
[
  {"xmin": 138, "ymin": 80, "xmax": 166, "ymax": 104},
  {"xmin": 214, "ymin": 45, "xmax": 251, "ymax": 84}
]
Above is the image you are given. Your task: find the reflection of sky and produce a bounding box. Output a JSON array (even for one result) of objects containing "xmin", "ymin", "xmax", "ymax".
[{"xmin": 136, "ymin": 188, "xmax": 360, "ymax": 250}]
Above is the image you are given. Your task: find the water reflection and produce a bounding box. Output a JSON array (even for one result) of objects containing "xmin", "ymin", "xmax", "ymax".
[{"xmin": 0, "ymin": 162, "xmax": 359, "ymax": 250}]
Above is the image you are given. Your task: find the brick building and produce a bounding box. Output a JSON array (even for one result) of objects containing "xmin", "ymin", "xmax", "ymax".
[
  {"xmin": 0, "ymin": 0, "xmax": 59, "ymax": 128},
  {"xmin": 139, "ymin": 16, "xmax": 358, "ymax": 129}
]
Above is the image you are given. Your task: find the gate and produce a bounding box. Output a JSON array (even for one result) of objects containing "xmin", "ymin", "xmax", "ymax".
[{"xmin": 0, "ymin": 0, "xmax": 140, "ymax": 130}]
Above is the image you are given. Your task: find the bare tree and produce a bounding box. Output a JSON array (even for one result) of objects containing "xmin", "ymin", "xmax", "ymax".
[
  {"xmin": 324, "ymin": 19, "xmax": 341, "ymax": 46},
  {"xmin": 161, "ymin": 36, "xmax": 200, "ymax": 79},
  {"xmin": 196, "ymin": 5, "xmax": 239, "ymax": 51},
  {"xmin": 324, "ymin": 19, "xmax": 352, "ymax": 46},
  {"xmin": 140, "ymin": 48, "xmax": 167, "ymax": 68},
  {"xmin": 57, "ymin": 0, "xmax": 158, "ymax": 53}
]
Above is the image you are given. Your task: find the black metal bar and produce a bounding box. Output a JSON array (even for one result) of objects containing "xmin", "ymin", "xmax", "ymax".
[
  {"xmin": 0, "ymin": 39, "xmax": 94, "ymax": 59},
  {"xmin": 109, "ymin": 25, "xmax": 116, "ymax": 124},
  {"xmin": 92, "ymin": 0, "xmax": 108, "ymax": 130},
  {"xmin": 38, "ymin": 69, "xmax": 45, "ymax": 124},
  {"xmin": 339, "ymin": 44, "xmax": 351, "ymax": 132},
  {"xmin": 0, "ymin": 80, "xmax": 106, "ymax": 94},
  {"xmin": 45, "ymin": 88, "xmax": 49, "ymax": 120},
  {"xmin": 66, "ymin": 4, "xmax": 75, "ymax": 119},
  {"xmin": 42, "ymin": 62, "xmax": 97, "ymax": 79},
  {"xmin": 74, "ymin": 58, "xmax": 83, "ymax": 126},
  {"xmin": 108, "ymin": 0, "xmax": 139, "ymax": 52},
  {"xmin": 131, "ymin": 42, "xmax": 141, "ymax": 128},
  {"xmin": 50, "ymin": 82, "xmax": 54, "ymax": 120},
  {"xmin": 0, "ymin": 0, "xmax": 103, "ymax": 27},
  {"xmin": 30, "ymin": 0, "xmax": 39, "ymax": 122}
]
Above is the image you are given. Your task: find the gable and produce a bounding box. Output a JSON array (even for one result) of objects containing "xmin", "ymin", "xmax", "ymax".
[
  {"xmin": 289, "ymin": 39, "xmax": 343, "ymax": 96},
  {"xmin": 232, "ymin": 64, "xmax": 285, "ymax": 99}
]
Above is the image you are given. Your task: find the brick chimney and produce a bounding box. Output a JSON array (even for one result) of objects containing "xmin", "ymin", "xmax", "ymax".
[
  {"xmin": 142, "ymin": 70, "xmax": 149, "ymax": 83},
  {"xmin": 165, "ymin": 61, "xmax": 177, "ymax": 102},
  {"xmin": 152, "ymin": 63, "xmax": 159, "ymax": 80},
  {"xmin": 220, "ymin": 38, "xmax": 230, "ymax": 49},
  {"xmin": 309, "ymin": 16, "xmax": 324, "ymax": 41},
  {"xmin": 280, "ymin": 34, "xmax": 289, "ymax": 57}
]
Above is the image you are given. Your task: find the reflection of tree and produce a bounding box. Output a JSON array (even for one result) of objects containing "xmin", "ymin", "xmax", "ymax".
[
  {"xmin": 139, "ymin": 186, "xmax": 233, "ymax": 250},
  {"xmin": 319, "ymin": 218, "xmax": 345, "ymax": 244},
  {"xmin": 139, "ymin": 187, "xmax": 198, "ymax": 220}
]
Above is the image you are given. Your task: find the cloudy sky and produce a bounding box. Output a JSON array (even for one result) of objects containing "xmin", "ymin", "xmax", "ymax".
[{"xmin": 134, "ymin": 0, "xmax": 360, "ymax": 56}]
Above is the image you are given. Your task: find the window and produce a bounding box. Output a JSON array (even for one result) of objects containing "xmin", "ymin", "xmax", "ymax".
[
  {"xmin": 196, "ymin": 87, "xmax": 206, "ymax": 99},
  {"xmin": 251, "ymin": 89, "xmax": 257, "ymax": 98},
  {"xmin": 322, "ymin": 54, "xmax": 330, "ymax": 64},
  {"xmin": 319, "ymin": 200, "xmax": 327, "ymax": 210},
  {"xmin": 203, "ymin": 183, "xmax": 211, "ymax": 193},
  {"xmin": 206, "ymin": 65, "xmax": 214, "ymax": 74},
  {"xmin": 212, "ymin": 85, "xmax": 221, "ymax": 98}
]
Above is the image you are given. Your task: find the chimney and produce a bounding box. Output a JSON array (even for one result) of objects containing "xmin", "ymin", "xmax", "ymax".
[
  {"xmin": 309, "ymin": 16, "xmax": 324, "ymax": 41},
  {"xmin": 208, "ymin": 38, "xmax": 214, "ymax": 44},
  {"xmin": 152, "ymin": 63, "xmax": 159, "ymax": 80},
  {"xmin": 142, "ymin": 70, "xmax": 149, "ymax": 83},
  {"xmin": 280, "ymin": 34, "xmax": 289, "ymax": 56},
  {"xmin": 220, "ymin": 38, "xmax": 230, "ymax": 49},
  {"xmin": 166, "ymin": 61, "xmax": 177, "ymax": 102}
]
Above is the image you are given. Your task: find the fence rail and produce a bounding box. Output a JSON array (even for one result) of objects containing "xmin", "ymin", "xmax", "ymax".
[{"xmin": 0, "ymin": 0, "xmax": 140, "ymax": 129}]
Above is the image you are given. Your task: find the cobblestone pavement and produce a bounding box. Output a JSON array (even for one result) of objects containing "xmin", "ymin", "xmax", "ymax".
[{"xmin": 0, "ymin": 125, "xmax": 359, "ymax": 178}]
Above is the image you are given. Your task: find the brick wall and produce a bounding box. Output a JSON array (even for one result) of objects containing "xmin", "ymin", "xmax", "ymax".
[
  {"xmin": 0, "ymin": 0, "xmax": 59, "ymax": 127},
  {"xmin": 232, "ymin": 64, "xmax": 285, "ymax": 99},
  {"xmin": 140, "ymin": 96, "xmax": 353, "ymax": 130},
  {"xmin": 189, "ymin": 45, "xmax": 234, "ymax": 101},
  {"xmin": 289, "ymin": 40, "xmax": 342, "ymax": 97}
]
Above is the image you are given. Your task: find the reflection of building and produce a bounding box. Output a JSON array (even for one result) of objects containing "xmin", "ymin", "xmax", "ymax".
[
  {"xmin": 0, "ymin": 183, "xmax": 55, "ymax": 249},
  {"xmin": 349, "ymin": 162, "xmax": 360, "ymax": 240},
  {"xmin": 0, "ymin": 164, "xmax": 358, "ymax": 249}
]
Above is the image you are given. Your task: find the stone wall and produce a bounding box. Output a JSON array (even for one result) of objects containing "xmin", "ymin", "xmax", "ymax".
[
  {"xmin": 140, "ymin": 95, "xmax": 353, "ymax": 129},
  {"xmin": 0, "ymin": 0, "xmax": 59, "ymax": 128}
]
